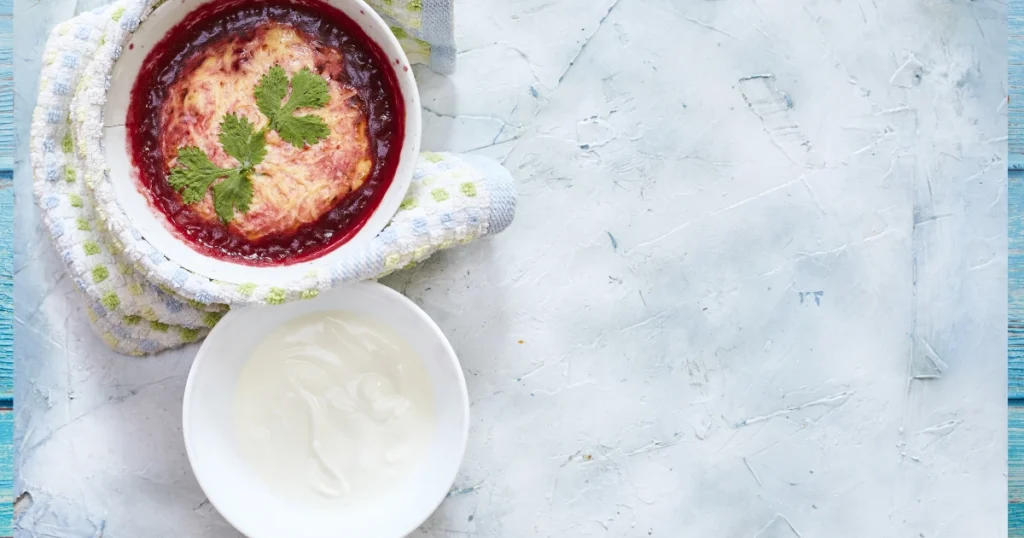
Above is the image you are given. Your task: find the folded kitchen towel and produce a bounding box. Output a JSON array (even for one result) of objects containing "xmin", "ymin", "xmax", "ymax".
[
  {"xmin": 31, "ymin": 1, "xmax": 512, "ymax": 355},
  {"xmin": 366, "ymin": 0, "xmax": 456, "ymax": 75}
]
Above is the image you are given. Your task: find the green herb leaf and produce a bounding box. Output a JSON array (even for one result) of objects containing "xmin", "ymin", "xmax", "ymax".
[
  {"xmin": 255, "ymin": 65, "xmax": 289, "ymax": 122},
  {"xmin": 273, "ymin": 113, "xmax": 331, "ymax": 149},
  {"xmin": 169, "ymin": 115, "xmax": 266, "ymax": 223},
  {"xmin": 254, "ymin": 65, "xmax": 331, "ymax": 148},
  {"xmin": 284, "ymin": 68, "xmax": 330, "ymax": 112},
  {"xmin": 167, "ymin": 147, "xmax": 234, "ymax": 205},
  {"xmin": 218, "ymin": 113, "xmax": 266, "ymax": 169},
  {"xmin": 211, "ymin": 170, "xmax": 254, "ymax": 223},
  {"xmin": 170, "ymin": 65, "xmax": 330, "ymax": 223}
]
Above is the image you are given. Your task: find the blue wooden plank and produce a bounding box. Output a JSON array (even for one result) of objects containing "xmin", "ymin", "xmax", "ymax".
[
  {"xmin": 0, "ymin": 66, "xmax": 11, "ymax": 172},
  {"xmin": 1013, "ymin": 3, "xmax": 1024, "ymax": 535},
  {"xmin": 0, "ymin": 185, "xmax": 12, "ymax": 400},
  {"xmin": 1014, "ymin": 504, "xmax": 1024, "ymax": 538},
  {"xmin": 1011, "ymin": 0, "xmax": 1024, "ymax": 158},
  {"xmin": 1011, "ymin": 403, "xmax": 1024, "ymax": 535},
  {"xmin": 0, "ymin": 409, "xmax": 11, "ymax": 537},
  {"xmin": 0, "ymin": 0, "xmax": 10, "ymax": 532},
  {"xmin": 1009, "ymin": 171, "xmax": 1024, "ymax": 398}
]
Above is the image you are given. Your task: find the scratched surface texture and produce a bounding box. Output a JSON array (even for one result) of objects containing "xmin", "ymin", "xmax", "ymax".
[{"xmin": 14, "ymin": 0, "xmax": 1007, "ymax": 536}]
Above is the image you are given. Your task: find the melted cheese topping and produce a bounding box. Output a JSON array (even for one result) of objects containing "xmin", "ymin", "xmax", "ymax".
[{"xmin": 161, "ymin": 23, "xmax": 372, "ymax": 240}]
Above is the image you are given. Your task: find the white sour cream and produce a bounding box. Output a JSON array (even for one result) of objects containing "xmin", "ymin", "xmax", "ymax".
[{"xmin": 233, "ymin": 311, "xmax": 435, "ymax": 507}]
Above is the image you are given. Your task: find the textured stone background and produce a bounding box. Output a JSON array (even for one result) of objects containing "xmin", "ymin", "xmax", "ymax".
[{"xmin": 14, "ymin": 0, "xmax": 1007, "ymax": 536}]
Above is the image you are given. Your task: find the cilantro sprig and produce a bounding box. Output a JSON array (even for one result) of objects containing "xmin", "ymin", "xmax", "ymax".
[
  {"xmin": 167, "ymin": 65, "xmax": 332, "ymax": 223},
  {"xmin": 256, "ymin": 66, "xmax": 332, "ymax": 149}
]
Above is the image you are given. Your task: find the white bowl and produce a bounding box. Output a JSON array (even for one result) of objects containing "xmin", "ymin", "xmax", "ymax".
[
  {"xmin": 103, "ymin": 0, "xmax": 422, "ymax": 285},
  {"xmin": 183, "ymin": 282, "xmax": 469, "ymax": 538}
]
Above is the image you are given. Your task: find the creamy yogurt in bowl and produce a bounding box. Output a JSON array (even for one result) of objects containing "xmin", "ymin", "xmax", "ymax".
[
  {"xmin": 234, "ymin": 311, "xmax": 435, "ymax": 506},
  {"xmin": 183, "ymin": 282, "xmax": 469, "ymax": 537}
]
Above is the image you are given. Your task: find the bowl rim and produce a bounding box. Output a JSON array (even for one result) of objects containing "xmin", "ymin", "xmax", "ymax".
[
  {"xmin": 102, "ymin": 0, "xmax": 422, "ymax": 285},
  {"xmin": 182, "ymin": 281, "xmax": 470, "ymax": 538}
]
